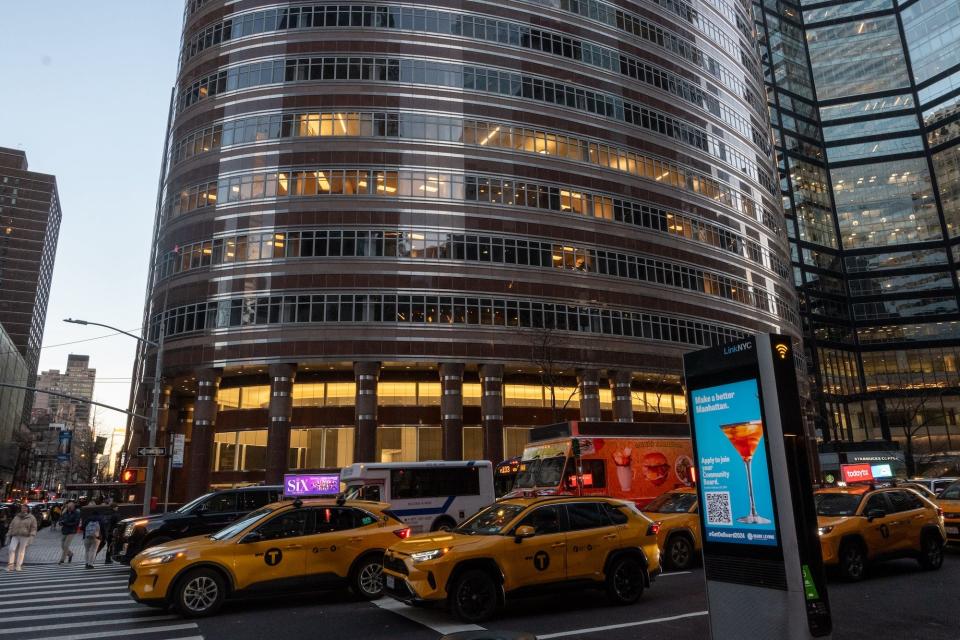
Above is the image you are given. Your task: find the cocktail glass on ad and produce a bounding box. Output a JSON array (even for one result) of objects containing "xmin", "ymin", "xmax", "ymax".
[{"xmin": 720, "ymin": 420, "xmax": 770, "ymax": 524}]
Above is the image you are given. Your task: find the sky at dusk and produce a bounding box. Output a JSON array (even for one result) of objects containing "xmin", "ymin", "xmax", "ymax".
[{"xmin": 0, "ymin": 3, "xmax": 183, "ymax": 437}]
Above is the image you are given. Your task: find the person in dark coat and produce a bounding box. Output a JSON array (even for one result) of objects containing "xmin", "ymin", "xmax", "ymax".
[
  {"xmin": 97, "ymin": 498, "xmax": 120, "ymax": 564},
  {"xmin": 58, "ymin": 500, "xmax": 81, "ymax": 564}
]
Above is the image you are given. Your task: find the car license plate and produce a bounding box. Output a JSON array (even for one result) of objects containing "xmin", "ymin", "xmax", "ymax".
[
  {"xmin": 385, "ymin": 575, "xmax": 395, "ymax": 589},
  {"xmin": 946, "ymin": 526, "xmax": 959, "ymax": 535}
]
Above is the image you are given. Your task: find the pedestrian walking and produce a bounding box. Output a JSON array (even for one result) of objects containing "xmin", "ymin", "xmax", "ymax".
[
  {"xmin": 58, "ymin": 500, "xmax": 81, "ymax": 564},
  {"xmin": 6, "ymin": 503, "xmax": 37, "ymax": 572},
  {"xmin": 80, "ymin": 508, "xmax": 102, "ymax": 569},
  {"xmin": 98, "ymin": 498, "xmax": 120, "ymax": 565}
]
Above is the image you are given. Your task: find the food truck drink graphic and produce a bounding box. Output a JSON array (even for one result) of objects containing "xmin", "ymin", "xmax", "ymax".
[{"xmin": 511, "ymin": 431, "xmax": 694, "ymax": 507}]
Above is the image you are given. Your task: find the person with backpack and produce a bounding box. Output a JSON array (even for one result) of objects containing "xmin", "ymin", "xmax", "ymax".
[
  {"xmin": 97, "ymin": 498, "xmax": 120, "ymax": 565},
  {"xmin": 80, "ymin": 508, "xmax": 102, "ymax": 569},
  {"xmin": 58, "ymin": 500, "xmax": 81, "ymax": 564},
  {"xmin": 6, "ymin": 503, "xmax": 37, "ymax": 572}
]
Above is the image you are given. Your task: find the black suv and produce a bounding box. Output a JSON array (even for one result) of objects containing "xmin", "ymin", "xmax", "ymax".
[{"xmin": 114, "ymin": 485, "xmax": 282, "ymax": 563}]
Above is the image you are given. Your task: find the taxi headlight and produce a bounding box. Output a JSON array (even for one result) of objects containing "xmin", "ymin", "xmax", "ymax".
[
  {"xmin": 410, "ymin": 548, "xmax": 447, "ymax": 563},
  {"xmin": 140, "ymin": 551, "xmax": 184, "ymax": 566},
  {"xmin": 818, "ymin": 526, "xmax": 834, "ymax": 536}
]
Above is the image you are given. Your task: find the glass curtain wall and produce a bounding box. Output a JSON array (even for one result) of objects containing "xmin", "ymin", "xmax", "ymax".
[{"xmin": 756, "ymin": 0, "xmax": 960, "ymax": 460}]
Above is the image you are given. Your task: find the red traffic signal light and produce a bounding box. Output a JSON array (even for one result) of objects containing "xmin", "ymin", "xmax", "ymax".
[{"xmin": 121, "ymin": 468, "xmax": 145, "ymax": 483}]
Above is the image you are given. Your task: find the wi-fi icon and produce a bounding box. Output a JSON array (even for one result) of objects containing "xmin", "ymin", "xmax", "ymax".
[{"xmin": 775, "ymin": 343, "xmax": 789, "ymax": 360}]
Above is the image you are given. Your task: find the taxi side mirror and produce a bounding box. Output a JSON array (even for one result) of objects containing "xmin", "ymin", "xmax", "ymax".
[
  {"xmin": 240, "ymin": 531, "xmax": 263, "ymax": 544},
  {"xmin": 514, "ymin": 525, "xmax": 536, "ymax": 543},
  {"xmin": 865, "ymin": 508, "xmax": 886, "ymax": 522}
]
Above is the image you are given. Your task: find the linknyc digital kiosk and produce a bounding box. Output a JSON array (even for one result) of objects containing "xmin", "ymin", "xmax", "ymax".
[{"xmin": 683, "ymin": 333, "xmax": 831, "ymax": 639}]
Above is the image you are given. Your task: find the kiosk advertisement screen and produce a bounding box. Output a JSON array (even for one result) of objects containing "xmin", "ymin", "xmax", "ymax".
[{"xmin": 691, "ymin": 378, "xmax": 778, "ymax": 547}]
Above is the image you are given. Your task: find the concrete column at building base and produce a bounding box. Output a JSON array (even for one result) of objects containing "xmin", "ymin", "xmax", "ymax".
[
  {"xmin": 480, "ymin": 364, "xmax": 504, "ymax": 463},
  {"xmin": 186, "ymin": 369, "xmax": 220, "ymax": 500},
  {"xmin": 609, "ymin": 370, "xmax": 633, "ymax": 422},
  {"xmin": 266, "ymin": 363, "xmax": 297, "ymax": 485},
  {"xmin": 354, "ymin": 362, "xmax": 380, "ymax": 463},
  {"xmin": 441, "ymin": 363, "xmax": 465, "ymax": 460},
  {"xmin": 578, "ymin": 369, "xmax": 601, "ymax": 422}
]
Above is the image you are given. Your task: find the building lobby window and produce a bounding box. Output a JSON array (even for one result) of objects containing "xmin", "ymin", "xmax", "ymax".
[
  {"xmin": 289, "ymin": 427, "xmax": 355, "ymax": 468},
  {"xmin": 377, "ymin": 426, "xmax": 442, "ymax": 461},
  {"xmin": 213, "ymin": 430, "xmax": 267, "ymax": 471}
]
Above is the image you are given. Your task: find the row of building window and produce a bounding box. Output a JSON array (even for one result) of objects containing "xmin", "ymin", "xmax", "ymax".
[
  {"xmin": 149, "ymin": 292, "xmax": 748, "ymax": 347},
  {"xmin": 173, "ymin": 108, "xmax": 772, "ymax": 207},
  {"xmin": 818, "ymin": 345, "xmax": 960, "ymax": 395},
  {"xmin": 167, "ymin": 165, "xmax": 776, "ymax": 241},
  {"xmin": 217, "ymin": 381, "xmax": 686, "ymax": 413},
  {"xmin": 211, "ymin": 425, "xmax": 527, "ymax": 470},
  {"xmin": 531, "ymin": 0, "xmax": 749, "ymax": 67},
  {"xmin": 175, "ymin": 54, "xmax": 772, "ymax": 186},
  {"xmin": 182, "ymin": 2, "xmax": 763, "ymax": 121},
  {"xmin": 157, "ymin": 228, "xmax": 792, "ymax": 322},
  {"xmin": 164, "ymin": 143, "xmax": 784, "ymax": 275},
  {"xmin": 857, "ymin": 322, "xmax": 960, "ymax": 345}
]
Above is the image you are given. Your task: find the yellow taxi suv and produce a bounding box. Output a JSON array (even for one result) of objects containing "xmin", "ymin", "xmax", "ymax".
[
  {"xmin": 937, "ymin": 481, "xmax": 960, "ymax": 544},
  {"xmin": 129, "ymin": 498, "xmax": 410, "ymax": 617},
  {"xmin": 382, "ymin": 496, "xmax": 661, "ymax": 622},
  {"xmin": 642, "ymin": 487, "xmax": 701, "ymax": 571},
  {"xmin": 814, "ymin": 485, "xmax": 946, "ymax": 581}
]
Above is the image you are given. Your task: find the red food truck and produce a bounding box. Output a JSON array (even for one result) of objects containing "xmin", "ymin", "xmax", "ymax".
[{"xmin": 503, "ymin": 421, "xmax": 694, "ymax": 508}]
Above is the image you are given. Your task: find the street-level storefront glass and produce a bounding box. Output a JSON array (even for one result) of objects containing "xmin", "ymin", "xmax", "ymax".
[
  {"xmin": 213, "ymin": 430, "xmax": 267, "ymax": 471},
  {"xmin": 288, "ymin": 427, "xmax": 355, "ymax": 468},
  {"xmin": 377, "ymin": 426, "xmax": 442, "ymax": 462}
]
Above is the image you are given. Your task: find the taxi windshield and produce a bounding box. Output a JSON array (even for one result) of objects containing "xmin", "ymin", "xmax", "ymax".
[
  {"xmin": 644, "ymin": 492, "xmax": 697, "ymax": 514},
  {"xmin": 516, "ymin": 456, "xmax": 568, "ymax": 488},
  {"xmin": 209, "ymin": 507, "xmax": 274, "ymax": 540},
  {"xmin": 455, "ymin": 503, "xmax": 526, "ymax": 535},
  {"xmin": 815, "ymin": 493, "xmax": 862, "ymax": 517}
]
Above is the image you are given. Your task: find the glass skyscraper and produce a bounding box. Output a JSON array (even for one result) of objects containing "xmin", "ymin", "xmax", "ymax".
[{"xmin": 755, "ymin": 0, "xmax": 960, "ymax": 469}]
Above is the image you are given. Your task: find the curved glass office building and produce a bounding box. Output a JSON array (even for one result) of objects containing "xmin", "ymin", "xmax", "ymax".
[{"xmin": 132, "ymin": 0, "xmax": 795, "ymax": 496}]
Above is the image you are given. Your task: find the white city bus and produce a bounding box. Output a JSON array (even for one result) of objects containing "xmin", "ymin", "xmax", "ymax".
[{"xmin": 340, "ymin": 461, "xmax": 495, "ymax": 533}]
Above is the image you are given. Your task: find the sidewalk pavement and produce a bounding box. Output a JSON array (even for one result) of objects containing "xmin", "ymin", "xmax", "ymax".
[{"xmin": 1, "ymin": 524, "xmax": 100, "ymax": 565}]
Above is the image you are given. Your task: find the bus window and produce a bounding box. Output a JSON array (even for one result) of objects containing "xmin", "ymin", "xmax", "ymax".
[
  {"xmin": 345, "ymin": 484, "xmax": 381, "ymax": 502},
  {"xmin": 390, "ymin": 467, "xmax": 480, "ymax": 499}
]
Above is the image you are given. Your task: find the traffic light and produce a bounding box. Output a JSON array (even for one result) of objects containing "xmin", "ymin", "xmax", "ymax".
[{"xmin": 121, "ymin": 468, "xmax": 146, "ymax": 483}]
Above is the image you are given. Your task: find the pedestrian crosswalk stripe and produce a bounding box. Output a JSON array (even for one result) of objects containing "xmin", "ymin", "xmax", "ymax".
[
  {"xmin": 3, "ymin": 592, "xmax": 133, "ymax": 606},
  {"xmin": 2, "ymin": 607, "xmax": 159, "ymax": 624},
  {"xmin": 0, "ymin": 579, "xmax": 128, "ymax": 592},
  {"xmin": 36, "ymin": 623, "xmax": 198, "ymax": 640},
  {"xmin": 4, "ymin": 599, "xmax": 134, "ymax": 614},
  {"xmin": 0, "ymin": 615, "xmax": 179, "ymax": 635},
  {"xmin": 0, "ymin": 584, "xmax": 123, "ymax": 597}
]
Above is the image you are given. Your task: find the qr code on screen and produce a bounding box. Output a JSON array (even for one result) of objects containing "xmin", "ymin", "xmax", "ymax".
[{"xmin": 705, "ymin": 491, "xmax": 732, "ymax": 526}]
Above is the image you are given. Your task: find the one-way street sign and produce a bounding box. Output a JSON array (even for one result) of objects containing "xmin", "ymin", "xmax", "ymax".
[{"xmin": 137, "ymin": 446, "xmax": 166, "ymax": 456}]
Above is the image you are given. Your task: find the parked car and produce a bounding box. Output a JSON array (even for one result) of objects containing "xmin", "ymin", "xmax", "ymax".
[{"xmin": 114, "ymin": 485, "xmax": 282, "ymax": 563}]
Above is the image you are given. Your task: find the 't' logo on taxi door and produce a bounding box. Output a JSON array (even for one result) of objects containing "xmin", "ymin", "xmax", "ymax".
[
  {"xmin": 264, "ymin": 548, "xmax": 283, "ymax": 566},
  {"xmin": 533, "ymin": 551, "xmax": 550, "ymax": 571}
]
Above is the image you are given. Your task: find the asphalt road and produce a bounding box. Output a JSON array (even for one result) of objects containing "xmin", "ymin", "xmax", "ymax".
[
  {"xmin": 4, "ymin": 548, "xmax": 955, "ymax": 640},
  {"xmin": 191, "ymin": 547, "xmax": 960, "ymax": 640}
]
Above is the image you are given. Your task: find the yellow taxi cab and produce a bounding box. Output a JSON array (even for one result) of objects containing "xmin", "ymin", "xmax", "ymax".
[
  {"xmin": 382, "ymin": 495, "xmax": 661, "ymax": 622},
  {"xmin": 937, "ymin": 481, "xmax": 960, "ymax": 544},
  {"xmin": 814, "ymin": 485, "xmax": 946, "ymax": 581},
  {"xmin": 642, "ymin": 486, "xmax": 701, "ymax": 571},
  {"xmin": 129, "ymin": 498, "xmax": 410, "ymax": 617}
]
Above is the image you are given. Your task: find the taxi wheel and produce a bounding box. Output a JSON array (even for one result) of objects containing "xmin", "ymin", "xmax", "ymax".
[
  {"xmin": 450, "ymin": 569, "xmax": 499, "ymax": 623},
  {"xmin": 918, "ymin": 533, "xmax": 944, "ymax": 571},
  {"xmin": 174, "ymin": 568, "xmax": 226, "ymax": 618},
  {"xmin": 838, "ymin": 541, "xmax": 866, "ymax": 582},
  {"xmin": 666, "ymin": 535, "xmax": 694, "ymax": 571},
  {"xmin": 351, "ymin": 555, "xmax": 385, "ymax": 600},
  {"xmin": 606, "ymin": 555, "xmax": 645, "ymax": 605}
]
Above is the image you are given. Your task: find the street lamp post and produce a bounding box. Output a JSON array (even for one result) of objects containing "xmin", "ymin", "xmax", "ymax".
[{"xmin": 65, "ymin": 317, "xmax": 164, "ymax": 516}]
